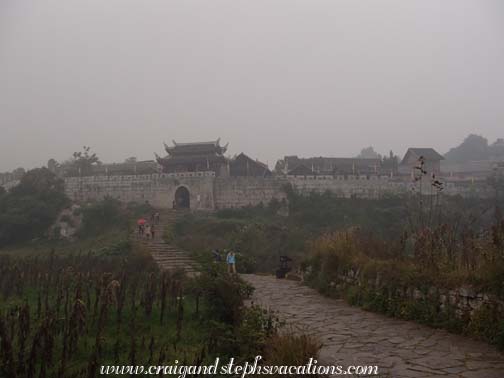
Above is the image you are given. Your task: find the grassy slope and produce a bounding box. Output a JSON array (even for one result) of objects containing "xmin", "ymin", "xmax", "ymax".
[{"xmin": 0, "ymin": 227, "xmax": 128, "ymax": 258}]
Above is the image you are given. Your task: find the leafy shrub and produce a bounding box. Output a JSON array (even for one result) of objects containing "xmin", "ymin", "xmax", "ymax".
[
  {"xmin": 234, "ymin": 305, "xmax": 283, "ymax": 361},
  {"xmin": 286, "ymin": 189, "xmax": 409, "ymax": 239},
  {"xmin": 173, "ymin": 213, "xmax": 307, "ymax": 273},
  {"xmin": 466, "ymin": 304, "xmax": 504, "ymax": 349},
  {"xmin": 196, "ymin": 265, "xmax": 249, "ymax": 324},
  {"xmin": 126, "ymin": 201, "xmax": 155, "ymax": 218},
  {"xmin": 78, "ymin": 196, "xmax": 125, "ymax": 237}
]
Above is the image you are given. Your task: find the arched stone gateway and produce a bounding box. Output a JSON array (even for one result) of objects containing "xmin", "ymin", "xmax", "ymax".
[{"xmin": 174, "ymin": 186, "xmax": 190, "ymax": 209}]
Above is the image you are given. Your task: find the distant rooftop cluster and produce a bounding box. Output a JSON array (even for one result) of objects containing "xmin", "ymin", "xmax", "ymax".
[{"xmin": 40, "ymin": 136, "xmax": 504, "ymax": 183}]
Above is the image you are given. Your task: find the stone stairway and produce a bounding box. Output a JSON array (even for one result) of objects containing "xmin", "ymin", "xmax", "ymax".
[{"xmin": 134, "ymin": 210, "xmax": 199, "ymax": 275}]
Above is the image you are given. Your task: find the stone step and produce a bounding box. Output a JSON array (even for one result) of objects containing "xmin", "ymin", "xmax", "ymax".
[
  {"xmin": 148, "ymin": 245, "xmax": 183, "ymax": 249},
  {"xmin": 152, "ymin": 254, "xmax": 193, "ymax": 260},
  {"xmin": 131, "ymin": 209, "xmax": 198, "ymax": 274},
  {"xmin": 155, "ymin": 263, "xmax": 196, "ymax": 268},
  {"xmin": 152, "ymin": 253, "xmax": 191, "ymax": 257},
  {"xmin": 153, "ymin": 259, "xmax": 193, "ymax": 263},
  {"xmin": 156, "ymin": 252, "xmax": 189, "ymax": 255},
  {"xmin": 149, "ymin": 247, "xmax": 187, "ymax": 251},
  {"xmin": 152, "ymin": 251, "xmax": 190, "ymax": 255},
  {"xmin": 140, "ymin": 242, "xmax": 178, "ymax": 246},
  {"xmin": 151, "ymin": 254, "xmax": 192, "ymax": 259},
  {"xmin": 143, "ymin": 242, "xmax": 178, "ymax": 246},
  {"xmin": 158, "ymin": 266, "xmax": 197, "ymax": 273},
  {"xmin": 154, "ymin": 262, "xmax": 196, "ymax": 268},
  {"xmin": 150, "ymin": 249, "xmax": 189, "ymax": 256},
  {"xmin": 148, "ymin": 244, "xmax": 179, "ymax": 247},
  {"xmin": 157, "ymin": 265, "xmax": 197, "ymax": 271},
  {"xmin": 147, "ymin": 244, "xmax": 181, "ymax": 247},
  {"xmin": 156, "ymin": 262, "xmax": 196, "ymax": 269},
  {"xmin": 150, "ymin": 253, "xmax": 188, "ymax": 257},
  {"xmin": 145, "ymin": 248, "xmax": 186, "ymax": 253},
  {"xmin": 152, "ymin": 253, "xmax": 195, "ymax": 260},
  {"xmin": 149, "ymin": 247, "xmax": 185, "ymax": 252},
  {"xmin": 152, "ymin": 253, "xmax": 193, "ymax": 259}
]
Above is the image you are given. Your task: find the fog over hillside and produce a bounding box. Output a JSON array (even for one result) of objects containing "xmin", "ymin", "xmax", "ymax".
[{"xmin": 1, "ymin": 0, "xmax": 503, "ymax": 171}]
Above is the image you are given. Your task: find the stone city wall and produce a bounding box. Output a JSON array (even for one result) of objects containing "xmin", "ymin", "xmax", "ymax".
[
  {"xmin": 64, "ymin": 172, "xmax": 216, "ymax": 210},
  {"xmin": 64, "ymin": 173, "xmax": 288, "ymax": 210},
  {"xmin": 287, "ymin": 175, "xmax": 493, "ymax": 198},
  {"xmin": 287, "ymin": 175, "xmax": 408, "ymax": 198},
  {"xmin": 213, "ymin": 177, "xmax": 288, "ymax": 209},
  {"xmin": 64, "ymin": 172, "xmax": 494, "ymax": 210}
]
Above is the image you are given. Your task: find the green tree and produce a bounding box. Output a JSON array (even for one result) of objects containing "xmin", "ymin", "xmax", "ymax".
[
  {"xmin": 0, "ymin": 168, "xmax": 69, "ymax": 246},
  {"xmin": 79, "ymin": 196, "xmax": 124, "ymax": 236},
  {"xmin": 124, "ymin": 156, "xmax": 137, "ymax": 164},
  {"xmin": 487, "ymin": 169, "xmax": 504, "ymax": 207},
  {"xmin": 382, "ymin": 150, "xmax": 399, "ymax": 175},
  {"xmin": 12, "ymin": 167, "xmax": 65, "ymax": 196},
  {"xmin": 67, "ymin": 146, "xmax": 101, "ymax": 176},
  {"xmin": 47, "ymin": 158, "xmax": 60, "ymax": 173},
  {"xmin": 356, "ymin": 146, "xmax": 381, "ymax": 159},
  {"xmin": 12, "ymin": 167, "xmax": 26, "ymax": 178}
]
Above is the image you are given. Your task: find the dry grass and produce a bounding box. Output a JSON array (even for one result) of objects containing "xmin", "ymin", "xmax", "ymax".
[{"xmin": 263, "ymin": 331, "xmax": 322, "ymax": 376}]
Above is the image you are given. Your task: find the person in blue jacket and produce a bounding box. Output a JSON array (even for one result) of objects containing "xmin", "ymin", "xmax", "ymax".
[{"xmin": 226, "ymin": 250, "xmax": 236, "ymax": 274}]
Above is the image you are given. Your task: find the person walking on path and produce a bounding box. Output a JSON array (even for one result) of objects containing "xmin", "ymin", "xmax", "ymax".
[
  {"xmin": 226, "ymin": 250, "xmax": 236, "ymax": 274},
  {"xmin": 137, "ymin": 218, "xmax": 146, "ymax": 236},
  {"xmin": 144, "ymin": 224, "xmax": 151, "ymax": 239},
  {"xmin": 212, "ymin": 249, "xmax": 222, "ymax": 263}
]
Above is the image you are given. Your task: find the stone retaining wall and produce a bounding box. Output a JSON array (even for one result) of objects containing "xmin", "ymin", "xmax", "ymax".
[{"xmin": 334, "ymin": 269, "xmax": 504, "ymax": 319}]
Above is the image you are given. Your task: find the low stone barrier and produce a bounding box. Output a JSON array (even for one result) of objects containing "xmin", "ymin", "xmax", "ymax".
[{"xmin": 329, "ymin": 268, "xmax": 504, "ymax": 320}]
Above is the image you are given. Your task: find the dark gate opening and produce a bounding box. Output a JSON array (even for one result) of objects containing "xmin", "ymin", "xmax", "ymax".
[{"xmin": 174, "ymin": 186, "xmax": 190, "ymax": 209}]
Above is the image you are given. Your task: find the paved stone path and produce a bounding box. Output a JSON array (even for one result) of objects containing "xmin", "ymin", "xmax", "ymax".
[{"xmin": 242, "ymin": 274, "xmax": 504, "ymax": 378}]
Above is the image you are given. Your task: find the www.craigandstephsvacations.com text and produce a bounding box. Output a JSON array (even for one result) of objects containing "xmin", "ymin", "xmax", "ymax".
[{"xmin": 99, "ymin": 356, "xmax": 379, "ymax": 376}]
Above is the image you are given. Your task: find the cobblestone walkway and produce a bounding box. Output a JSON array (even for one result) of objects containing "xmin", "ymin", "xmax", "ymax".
[{"xmin": 242, "ymin": 274, "xmax": 504, "ymax": 378}]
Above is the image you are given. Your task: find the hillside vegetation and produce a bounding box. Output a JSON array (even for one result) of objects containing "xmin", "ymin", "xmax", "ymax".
[
  {"xmin": 0, "ymin": 168, "xmax": 68, "ymax": 247},
  {"xmin": 171, "ymin": 189, "xmax": 502, "ymax": 272}
]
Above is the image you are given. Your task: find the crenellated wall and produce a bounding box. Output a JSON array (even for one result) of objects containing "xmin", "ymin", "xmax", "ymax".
[
  {"xmin": 287, "ymin": 175, "xmax": 493, "ymax": 198},
  {"xmin": 64, "ymin": 172, "xmax": 494, "ymax": 210},
  {"xmin": 287, "ymin": 175, "xmax": 407, "ymax": 198},
  {"xmin": 64, "ymin": 172, "xmax": 216, "ymax": 210}
]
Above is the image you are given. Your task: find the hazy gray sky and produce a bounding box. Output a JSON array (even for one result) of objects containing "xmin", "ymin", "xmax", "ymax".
[{"xmin": 1, "ymin": 0, "xmax": 503, "ymax": 171}]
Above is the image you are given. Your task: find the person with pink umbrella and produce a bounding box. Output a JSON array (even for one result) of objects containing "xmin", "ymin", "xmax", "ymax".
[{"xmin": 137, "ymin": 218, "xmax": 146, "ymax": 235}]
